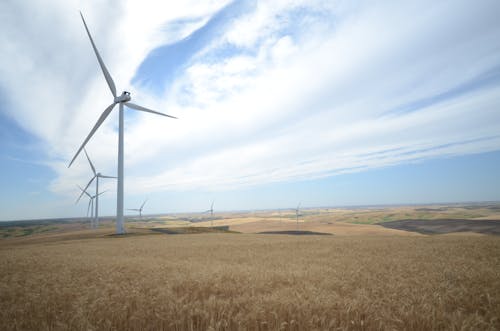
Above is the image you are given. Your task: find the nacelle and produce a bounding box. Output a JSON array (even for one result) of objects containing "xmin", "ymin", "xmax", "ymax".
[{"xmin": 114, "ymin": 91, "xmax": 131, "ymax": 103}]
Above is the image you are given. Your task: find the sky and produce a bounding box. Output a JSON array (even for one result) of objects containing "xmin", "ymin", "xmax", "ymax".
[{"xmin": 1, "ymin": 0, "xmax": 500, "ymax": 221}]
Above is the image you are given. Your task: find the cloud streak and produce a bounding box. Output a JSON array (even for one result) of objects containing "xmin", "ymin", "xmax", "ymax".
[{"xmin": 1, "ymin": 0, "xmax": 500, "ymax": 206}]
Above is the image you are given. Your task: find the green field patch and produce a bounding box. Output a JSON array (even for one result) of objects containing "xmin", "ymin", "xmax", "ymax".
[{"xmin": 0, "ymin": 225, "xmax": 59, "ymax": 238}]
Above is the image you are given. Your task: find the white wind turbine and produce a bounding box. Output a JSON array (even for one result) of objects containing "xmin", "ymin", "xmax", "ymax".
[
  {"xmin": 69, "ymin": 12, "xmax": 177, "ymax": 234},
  {"xmin": 76, "ymin": 185, "xmax": 107, "ymax": 228},
  {"xmin": 127, "ymin": 199, "xmax": 147, "ymax": 219},
  {"xmin": 205, "ymin": 201, "xmax": 214, "ymax": 227},
  {"xmin": 76, "ymin": 149, "xmax": 116, "ymax": 228},
  {"xmin": 78, "ymin": 186, "xmax": 94, "ymax": 227},
  {"xmin": 294, "ymin": 203, "xmax": 301, "ymax": 231}
]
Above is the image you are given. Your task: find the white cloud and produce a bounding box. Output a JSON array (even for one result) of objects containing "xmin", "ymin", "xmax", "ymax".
[
  {"xmin": 1, "ymin": 0, "xmax": 500, "ymax": 211},
  {"xmin": 126, "ymin": 0, "xmax": 500, "ymax": 193},
  {"xmin": 0, "ymin": 0, "xmax": 230, "ymax": 197}
]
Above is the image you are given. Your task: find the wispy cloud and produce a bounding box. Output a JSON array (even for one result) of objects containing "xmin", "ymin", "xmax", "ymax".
[{"xmin": 1, "ymin": 0, "xmax": 500, "ymax": 201}]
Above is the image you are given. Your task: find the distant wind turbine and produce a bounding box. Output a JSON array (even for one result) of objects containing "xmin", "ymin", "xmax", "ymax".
[
  {"xmin": 205, "ymin": 201, "xmax": 214, "ymax": 227},
  {"xmin": 295, "ymin": 203, "xmax": 301, "ymax": 231},
  {"xmin": 128, "ymin": 199, "xmax": 148, "ymax": 219},
  {"xmin": 77, "ymin": 185, "xmax": 94, "ymax": 227},
  {"xmin": 76, "ymin": 149, "xmax": 116, "ymax": 228},
  {"xmin": 76, "ymin": 185, "xmax": 107, "ymax": 228},
  {"xmin": 68, "ymin": 12, "xmax": 177, "ymax": 234}
]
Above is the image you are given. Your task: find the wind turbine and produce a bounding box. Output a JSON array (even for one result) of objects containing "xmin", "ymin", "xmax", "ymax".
[
  {"xmin": 68, "ymin": 12, "xmax": 176, "ymax": 234},
  {"xmin": 205, "ymin": 201, "xmax": 214, "ymax": 227},
  {"xmin": 127, "ymin": 199, "xmax": 147, "ymax": 219},
  {"xmin": 77, "ymin": 185, "xmax": 94, "ymax": 228},
  {"xmin": 76, "ymin": 185, "xmax": 107, "ymax": 228},
  {"xmin": 77, "ymin": 149, "xmax": 116, "ymax": 228},
  {"xmin": 294, "ymin": 203, "xmax": 301, "ymax": 231}
]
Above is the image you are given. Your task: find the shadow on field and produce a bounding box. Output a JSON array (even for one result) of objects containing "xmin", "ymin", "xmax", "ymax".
[
  {"xmin": 150, "ymin": 226, "xmax": 236, "ymax": 235},
  {"xmin": 258, "ymin": 230, "xmax": 332, "ymax": 236},
  {"xmin": 378, "ymin": 219, "xmax": 500, "ymax": 235}
]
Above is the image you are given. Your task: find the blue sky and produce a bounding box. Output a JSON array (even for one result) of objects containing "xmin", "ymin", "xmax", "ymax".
[{"xmin": 0, "ymin": 0, "xmax": 500, "ymax": 221}]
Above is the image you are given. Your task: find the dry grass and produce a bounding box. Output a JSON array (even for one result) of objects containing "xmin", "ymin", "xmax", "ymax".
[
  {"xmin": 187, "ymin": 204, "xmax": 500, "ymax": 236},
  {"xmin": 225, "ymin": 219, "xmax": 419, "ymax": 236},
  {"xmin": 6, "ymin": 204, "xmax": 495, "ymax": 239},
  {"xmin": 1, "ymin": 233, "xmax": 500, "ymax": 330}
]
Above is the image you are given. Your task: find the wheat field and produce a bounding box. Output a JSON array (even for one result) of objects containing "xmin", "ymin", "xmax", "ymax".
[{"xmin": 1, "ymin": 232, "xmax": 500, "ymax": 330}]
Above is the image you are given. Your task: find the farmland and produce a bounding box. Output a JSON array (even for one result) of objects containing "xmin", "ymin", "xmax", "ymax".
[{"xmin": 1, "ymin": 204, "xmax": 500, "ymax": 330}]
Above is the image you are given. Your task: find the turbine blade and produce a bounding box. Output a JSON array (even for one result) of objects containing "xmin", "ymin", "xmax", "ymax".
[
  {"xmin": 84, "ymin": 148, "xmax": 96, "ymax": 175},
  {"xmin": 125, "ymin": 102, "xmax": 177, "ymax": 119},
  {"xmin": 68, "ymin": 102, "xmax": 116, "ymax": 167},
  {"xmin": 140, "ymin": 199, "xmax": 147, "ymax": 209},
  {"xmin": 97, "ymin": 190, "xmax": 108, "ymax": 197},
  {"xmin": 76, "ymin": 184, "xmax": 91, "ymax": 204},
  {"xmin": 81, "ymin": 175, "xmax": 96, "ymax": 197},
  {"xmin": 87, "ymin": 199, "xmax": 92, "ymax": 217},
  {"xmin": 80, "ymin": 12, "xmax": 117, "ymax": 97},
  {"xmin": 76, "ymin": 192, "xmax": 84, "ymax": 204},
  {"xmin": 211, "ymin": 201, "xmax": 214, "ymax": 209},
  {"xmin": 77, "ymin": 184, "xmax": 92, "ymax": 198},
  {"xmin": 98, "ymin": 175, "xmax": 117, "ymax": 179}
]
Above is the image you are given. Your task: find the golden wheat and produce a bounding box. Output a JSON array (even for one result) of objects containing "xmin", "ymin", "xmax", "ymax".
[{"xmin": 1, "ymin": 233, "xmax": 499, "ymax": 330}]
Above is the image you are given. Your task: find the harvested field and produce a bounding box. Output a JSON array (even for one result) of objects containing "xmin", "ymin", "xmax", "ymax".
[
  {"xmin": 258, "ymin": 230, "xmax": 332, "ymax": 235},
  {"xmin": 379, "ymin": 219, "xmax": 500, "ymax": 235},
  {"xmin": 227, "ymin": 219, "xmax": 417, "ymax": 236},
  {"xmin": 151, "ymin": 226, "xmax": 232, "ymax": 234},
  {"xmin": 1, "ymin": 232, "xmax": 500, "ymax": 330}
]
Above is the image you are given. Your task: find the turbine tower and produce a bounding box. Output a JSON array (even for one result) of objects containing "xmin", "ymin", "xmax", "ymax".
[
  {"xmin": 205, "ymin": 201, "xmax": 214, "ymax": 227},
  {"xmin": 76, "ymin": 185, "xmax": 107, "ymax": 228},
  {"xmin": 77, "ymin": 149, "xmax": 116, "ymax": 228},
  {"xmin": 77, "ymin": 185, "xmax": 94, "ymax": 228},
  {"xmin": 69, "ymin": 12, "xmax": 176, "ymax": 234},
  {"xmin": 295, "ymin": 203, "xmax": 301, "ymax": 231},
  {"xmin": 127, "ymin": 199, "xmax": 147, "ymax": 219}
]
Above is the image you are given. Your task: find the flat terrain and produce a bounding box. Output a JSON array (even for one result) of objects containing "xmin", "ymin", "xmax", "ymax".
[
  {"xmin": 380, "ymin": 219, "xmax": 500, "ymax": 235},
  {"xmin": 3, "ymin": 203, "xmax": 500, "ymax": 239},
  {"xmin": 1, "ymin": 203, "xmax": 500, "ymax": 330},
  {"xmin": 1, "ymin": 233, "xmax": 500, "ymax": 330}
]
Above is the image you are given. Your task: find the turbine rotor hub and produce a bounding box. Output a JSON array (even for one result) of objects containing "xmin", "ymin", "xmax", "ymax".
[{"xmin": 114, "ymin": 91, "xmax": 131, "ymax": 103}]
